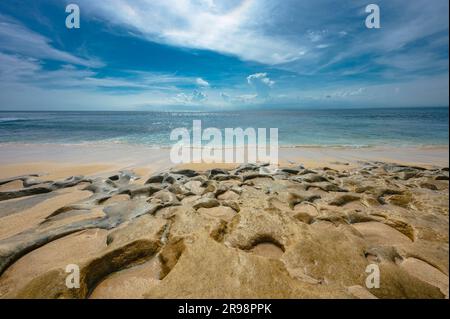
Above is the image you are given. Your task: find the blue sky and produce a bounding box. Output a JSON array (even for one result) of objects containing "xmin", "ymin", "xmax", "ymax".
[{"xmin": 0, "ymin": 0, "xmax": 448, "ymax": 110}]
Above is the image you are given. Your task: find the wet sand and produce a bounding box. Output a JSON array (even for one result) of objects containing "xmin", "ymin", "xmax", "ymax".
[{"xmin": 1, "ymin": 143, "xmax": 448, "ymax": 179}]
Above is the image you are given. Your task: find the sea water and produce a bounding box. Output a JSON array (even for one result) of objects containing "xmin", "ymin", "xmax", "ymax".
[{"xmin": 0, "ymin": 107, "xmax": 448, "ymax": 148}]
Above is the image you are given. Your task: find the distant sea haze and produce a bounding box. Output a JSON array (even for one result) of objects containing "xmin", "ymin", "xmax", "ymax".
[{"xmin": 0, "ymin": 107, "xmax": 448, "ymax": 148}]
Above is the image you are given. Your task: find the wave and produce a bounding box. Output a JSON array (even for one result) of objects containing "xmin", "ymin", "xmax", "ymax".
[
  {"xmin": 0, "ymin": 116, "xmax": 49, "ymax": 123},
  {"xmin": 1, "ymin": 140, "xmax": 448, "ymax": 150},
  {"xmin": 0, "ymin": 117, "xmax": 27, "ymax": 123},
  {"xmin": 279, "ymin": 144, "xmax": 373, "ymax": 149}
]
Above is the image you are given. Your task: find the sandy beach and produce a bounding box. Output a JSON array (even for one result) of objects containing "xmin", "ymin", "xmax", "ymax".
[
  {"xmin": 0, "ymin": 0, "xmax": 448, "ymax": 307},
  {"xmin": 0, "ymin": 143, "xmax": 448, "ymax": 299},
  {"xmin": 1, "ymin": 143, "xmax": 448, "ymax": 178}
]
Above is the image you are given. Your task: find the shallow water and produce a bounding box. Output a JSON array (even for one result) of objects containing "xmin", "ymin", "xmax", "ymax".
[{"xmin": 0, "ymin": 107, "xmax": 448, "ymax": 147}]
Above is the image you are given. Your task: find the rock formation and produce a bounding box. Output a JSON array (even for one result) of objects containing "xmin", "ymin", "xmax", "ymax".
[{"xmin": 0, "ymin": 162, "xmax": 448, "ymax": 299}]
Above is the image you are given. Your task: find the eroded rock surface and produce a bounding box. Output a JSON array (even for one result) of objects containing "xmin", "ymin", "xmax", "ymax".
[{"xmin": 0, "ymin": 163, "xmax": 448, "ymax": 299}]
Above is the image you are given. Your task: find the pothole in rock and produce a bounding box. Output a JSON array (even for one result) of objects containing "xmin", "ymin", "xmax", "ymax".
[
  {"xmin": 246, "ymin": 236, "xmax": 285, "ymax": 259},
  {"xmin": 249, "ymin": 242, "xmax": 285, "ymax": 259},
  {"xmin": 89, "ymin": 256, "xmax": 161, "ymax": 299}
]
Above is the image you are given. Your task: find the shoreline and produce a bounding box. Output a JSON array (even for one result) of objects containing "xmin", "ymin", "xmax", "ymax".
[
  {"xmin": 0, "ymin": 143, "xmax": 448, "ymax": 180},
  {"xmin": 1, "ymin": 141, "xmax": 448, "ymax": 149}
]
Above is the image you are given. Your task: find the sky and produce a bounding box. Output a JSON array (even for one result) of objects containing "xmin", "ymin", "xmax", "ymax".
[{"xmin": 0, "ymin": 0, "xmax": 448, "ymax": 110}]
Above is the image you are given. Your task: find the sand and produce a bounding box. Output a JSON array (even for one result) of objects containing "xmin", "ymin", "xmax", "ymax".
[{"xmin": 1, "ymin": 143, "xmax": 448, "ymax": 179}]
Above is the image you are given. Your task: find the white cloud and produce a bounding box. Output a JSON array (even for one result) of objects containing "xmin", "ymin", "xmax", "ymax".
[
  {"xmin": 192, "ymin": 90, "xmax": 208, "ymax": 102},
  {"xmin": 307, "ymin": 30, "xmax": 327, "ymax": 43},
  {"xmin": 247, "ymin": 73, "xmax": 274, "ymax": 86},
  {"xmin": 375, "ymin": 52, "xmax": 449, "ymax": 74},
  {"xmin": 0, "ymin": 53, "xmax": 41, "ymax": 81},
  {"xmin": 247, "ymin": 73, "xmax": 274, "ymax": 98},
  {"xmin": 326, "ymin": 87, "xmax": 366, "ymax": 99},
  {"xmin": 0, "ymin": 52, "xmax": 214, "ymax": 93},
  {"xmin": 306, "ymin": 0, "xmax": 449, "ymax": 76},
  {"xmin": 76, "ymin": 0, "xmax": 306, "ymax": 65},
  {"xmin": 220, "ymin": 92, "xmax": 231, "ymax": 102},
  {"xmin": 219, "ymin": 73, "xmax": 276, "ymax": 105},
  {"xmin": 0, "ymin": 14, "xmax": 102, "ymax": 68},
  {"xmin": 68, "ymin": 0, "xmax": 449, "ymax": 78},
  {"xmin": 312, "ymin": 75, "xmax": 448, "ymax": 108},
  {"xmin": 0, "ymin": 53, "xmax": 224, "ymax": 111},
  {"xmin": 220, "ymin": 91, "xmax": 257, "ymax": 104},
  {"xmin": 174, "ymin": 90, "xmax": 208, "ymax": 104},
  {"xmin": 196, "ymin": 77, "xmax": 210, "ymax": 87}
]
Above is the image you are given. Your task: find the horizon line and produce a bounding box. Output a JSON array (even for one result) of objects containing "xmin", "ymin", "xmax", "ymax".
[{"xmin": 0, "ymin": 105, "xmax": 449, "ymax": 113}]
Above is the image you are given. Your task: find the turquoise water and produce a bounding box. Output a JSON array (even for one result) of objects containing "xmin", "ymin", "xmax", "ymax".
[{"xmin": 0, "ymin": 107, "xmax": 448, "ymax": 147}]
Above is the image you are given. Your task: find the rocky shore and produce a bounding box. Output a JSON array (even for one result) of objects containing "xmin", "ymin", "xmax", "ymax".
[{"xmin": 0, "ymin": 161, "xmax": 448, "ymax": 299}]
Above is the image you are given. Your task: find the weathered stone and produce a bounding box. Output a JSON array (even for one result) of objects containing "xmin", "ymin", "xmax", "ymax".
[
  {"xmin": 183, "ymin": 181, "xmax": 204, "ymax": 196},
  {"xmin": 171, "ymin": 169, "xmax": 198, "ymax": 177},
  {"xmin": 148, "ymin": 190, "xmax": 180, "ymax": 208},
  {"xmin": 212, "ymin": 174, "xmax": 241, "ymax": 182},
  {"xmin": 242, "ymin": 173, "xmax": 274, "ymax": 182},
  {"xmin": 119, "ymin": 184, "xmax": 162, "ymax": 198},
  {"xmin": 298, "ymin": 169, "xmax": 317, "ymax": 175},
  {"xmin": 217, "ymin": 190, "xmax": 240, "ymax": 201},
  {"xmin": 305, "ymin": 182, "xmax": 347, "ymax": 192},
  {"xmin": 287, "ymin": 191, "xmax": 321, "ymax": 209},
  {"xmin": 0, "ymin": 161, "xmax": 447, "ymax": 299},
  {"xmin": 0, "ymin": 185, "xmax": 53, "ymax": 202},
  {"xmin": 420, "ymin": 182, "xmax": 439, "ymax": 190},
  {"xmin": 329, "ymin": 194, "xmax": 361, "ymax": 206},
  {"xmin": 0, "ymin": 174, "xmax": 40, "ymax": 186},
  {"xmin": 192, "ymin": 198, "xmax": 220, "ymax": 210},
  {"xmin": 23, "ymin": 178, "xmax": 49, "ymax": 188},
  {"xmin": 164, "ymin": 174, "xmax": 189, "ymax": 184},
  {"xmin": 234, "ymin": 164, "xmax": 259, "ymax": 175},
  {"xmin": 398, "ymin": 171, "xmax": 418, "ymax": 180},
  {"xmin": 280, "ymin": 167, "xmax": 301, "ymax": 174},
  {"xmin": 282, "ymin": 223, "xmax": 368, "ymax": 287},
  {"xmin": 145, "ymin": 173, "xmax": 167, "ymax": 184},
  {"xmin": 52, "ymin": 176, "xmax": 87, "ymax": 189},
  {"xmin": 298, "ymin": 174, "xmax": 330, "ymax": 183},
  {"xmin": 208, "ymin": 168, "xmax": 228, "ymax": 178},
  {"xmin": 197, "ymin": 206, "xmax": 236, "ymax": 221},
  {"xmin": 167, "ymin": 183, "xmax": 192, "ymax": 196},
  {"xmin": 221, "ymin": 200, "xmax": 240, "ymax": 212},
  {"xmin": 144, "ymin": 235, "xmax": 350, "ymax": 298}
]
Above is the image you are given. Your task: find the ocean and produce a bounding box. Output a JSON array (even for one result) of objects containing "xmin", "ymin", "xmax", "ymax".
[{"xmin": 0, "ymin": 107, "xmax": 448, "ymax": 148}]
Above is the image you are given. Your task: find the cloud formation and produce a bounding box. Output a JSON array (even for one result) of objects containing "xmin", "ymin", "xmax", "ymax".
[
  {"xmin": 76, "ymin": 0, "xmax": 306, "ymax": 65},
  {"xmin": 0, "ymin": 0, "xmax": 448, "ymax": 110},
  {"xmin": 0, "ymin": 14, "xmax": 102, "ymax": 68},
  {"xmin": 247, "ymin": 73, "xmax": 275, "ymax": 98},
  {"xmin": 174, "ymin": 90, "xmax": 208, "ymax": 104},
  {"xmin": 196, "ymin": 77, "xmax": 210, "ymax": 87}
]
